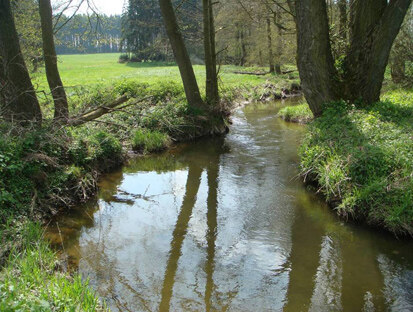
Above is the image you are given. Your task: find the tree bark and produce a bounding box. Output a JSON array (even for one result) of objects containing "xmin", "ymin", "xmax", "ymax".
[
  {"xmin": 294, "ymin": 0, "xmax": 411, "ymax": 116},
  {"xmin": 338, "ymin": 0, "xmax": 347, "ymax": 44},
  {"xmin": 0, "ymin": 0, "xmax": 42, "ymax": 124},
  {"xmin": 346, "ymin": 0, "xmax": 411, "ymax": 104},
  {"xmin": 266, "ymin": 17, "xmax": 275, "ymax": 73},
  {"xmin": 390, "ymin": 39, "xmax": 406, "ymax": 84},
  {"xmin": 203, "ymin": 0, "xmax": 219, "ymax": 105},
  {"xmin": 295, "ymin": 0, "xmax": 338, "ymax": 117},
  {"xmin": 274, "ymin": 10, "xmax": 283, "ymax": 75},
  {"xmin": 158, "ymin": 0, "xmax": 205, "ymax": 110},
  {"xmin": 39, "ymin": 0, "xmax": 69, "ymax": 122}
]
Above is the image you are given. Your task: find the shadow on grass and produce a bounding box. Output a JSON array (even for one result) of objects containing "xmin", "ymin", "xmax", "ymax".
[{"xmin": 124, "ymin": 61, "xmax": 177, "ymax": 69}]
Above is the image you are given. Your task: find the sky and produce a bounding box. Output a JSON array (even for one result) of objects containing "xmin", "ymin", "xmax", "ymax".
[{"xmin": 52, "ymin": 0, "xmax": 125, "ymax": 16}]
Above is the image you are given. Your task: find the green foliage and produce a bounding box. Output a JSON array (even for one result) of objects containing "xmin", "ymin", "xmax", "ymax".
[
  {"xmin": 132, "ymin": 129, "xmax": 170, "ymax": 153},
  {"xmin": 0, "ymin": 127, "xmax": 124, "ymax": 223},
  {"xmin": 299, "ymin": 94, "xmax": 413, "ymax": 234},
  {"xmin": 0, "ymin": 222, "xmax": 106, "ymax": 311},
  {"xmin": 89, "ymin": 131, "xmax": 123, "ymax": 164},
  {"xmin": 278, "ymin": 103, "xmax": 314, "ymax": 123}
]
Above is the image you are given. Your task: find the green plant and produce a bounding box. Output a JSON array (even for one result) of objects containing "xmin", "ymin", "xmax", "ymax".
[
  {"xmin": 299, "ymin": 95, "xmax": 413, "ymax": 234},
  {"xmin": 132, "ymin": 129, "xmax": 170, "ymax": 153}
]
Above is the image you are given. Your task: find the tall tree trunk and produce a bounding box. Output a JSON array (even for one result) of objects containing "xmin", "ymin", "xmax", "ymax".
[
  {"xmin": 158, "ymin": 0, "xmax": 204, "ymax": 110},
  {"xmin": 239, "ymin": 28, "xmax": 247, "ymax": 66},
  {"xmin": 39, "ymin": 0, "xmax": 69, "ymax": 122},
  {"xmin": 274, "ymin": 10, "xmax": 283, "ymax": 75},
  {"xmin": 390, "ymin": 49, "xmax": 406, "ymax": 84},
  {"xmin": 345, "ymin": 0, "xmax": 411, "ymax": 104},
  {"xmin": 295, "ymin": 0, "xmax": 338, "ymax": 117},
  {"xmin": 338, "ymin": 0, "xmax": 347, "ymax": 43},
  {"xmin": 203, "ymin": 0, "xmax": 219, "ymax": 105},
  {"xmin": 295, "ymin": 0, "xmax": 411, "ymax": 116},
  {"xmin": 0, "ymin": 0, "xmax": 42, "ymax": 124},
  {"xmin": 266, "ymin": 17, "xmax": 275, "ymax": 73}
]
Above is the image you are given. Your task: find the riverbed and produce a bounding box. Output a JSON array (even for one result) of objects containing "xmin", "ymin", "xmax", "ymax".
[{"xmin": 46, "ymin": 100, "xmax": 413, "ymax": 312}]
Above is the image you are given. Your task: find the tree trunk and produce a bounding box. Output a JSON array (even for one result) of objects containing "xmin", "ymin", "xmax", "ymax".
[
  {"xmin": 39, "ymin": 0, "xmax": 69, "ymax": 122},
  {"xmin": 266, "ymin": 17, "xmax": 275, "ymax": 73},
  {"xmin": 158, "ymin": 0, "xmax": 204, "ymax": 110},
  {"xmin": 295, "ymin": 0, "xmax": 338, "ymax": 117},
  {"xmin": 203, "ymin": 0, "xmax": 219, "ymax": 105},
  {"xmin": 390, "ymin": 50, "xmax": 406, "ymax": 84},
  {"xmin": 294, "ymin": 0, "xmax": 411, "ymax": 116},
  {"xmin": 0, "ymin": 0, "xmax": 42, "ymax": 124},
  {"xmin": 338, "ymin": 0, "xmax": 347, "ymax": 43},
  {"xmin": 274, "ymin": 10, "xmax": 282, "ymax": 75},
  {"xmin": 345, "ymin": 0, "xmax": 411, "ymax": 104}
]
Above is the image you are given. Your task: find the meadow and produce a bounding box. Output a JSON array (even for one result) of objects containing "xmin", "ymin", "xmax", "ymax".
[{"xmin": 31, "ymin": 53, "xmax": 298, "ymax": 92}]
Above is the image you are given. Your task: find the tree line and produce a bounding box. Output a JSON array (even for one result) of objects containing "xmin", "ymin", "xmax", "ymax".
[{"xmin": 0, "ymin": 0, "xmax": 412, "ymax": 127}]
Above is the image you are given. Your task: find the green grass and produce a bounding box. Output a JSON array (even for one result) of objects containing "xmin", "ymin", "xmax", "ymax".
[
  {"xmin": 299, "ymin": 89, "xmax": 413, "ymax": 235},
  {"xmin": 278, "ymin": 103, "xmax": 314, "ymax": 123},
  {"xmin": 132, "ymin": 129, "xmax": 170, "ymax": 153},
  {"xmin": 31, "ymin": 53, "xmax": 298, "ymax": 91},
  {"xmin": 0, "ymin": 221, "xmax": 106, "ymax": 311}
]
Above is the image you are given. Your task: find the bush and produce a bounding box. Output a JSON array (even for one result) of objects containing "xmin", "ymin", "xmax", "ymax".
[
  {"xmin": 132, "ymin": 129, "xmax": 170, "ymax": 153},
  {"xmin": 299, "ymin": 97, "xmax": 413, "ymax": 234},
  {"xmin": 118, "ymin": 53, "xmax": 130, "ymax": 63}
]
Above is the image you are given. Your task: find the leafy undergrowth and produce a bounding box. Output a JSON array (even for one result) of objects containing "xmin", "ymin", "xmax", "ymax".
[
  {"xmin": 0, "ymin": 222, "xmax": 107, "ymax": 311},
  {"xmin": 300, "ymin": 91, "xmax": 413, "ymax": 235},
  {"xmin": 132, "ymin": 129, "xmax": 170, "ymax": 154},
  {"xmin": 278, "ymin": 103, "xmax": 314, "ymax": 123},
  {"xmin": 0, "ymin": 126, "xmax": 124, "ymax": 224}
]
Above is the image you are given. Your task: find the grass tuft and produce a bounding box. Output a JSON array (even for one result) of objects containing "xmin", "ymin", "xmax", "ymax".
[
  {"xmin": 278, "ymin": 103, "xmax": 314, "ymax": 123},
  {"xmin": 132, "ymin": 129, "xmax": 170, "ymax": 153}
]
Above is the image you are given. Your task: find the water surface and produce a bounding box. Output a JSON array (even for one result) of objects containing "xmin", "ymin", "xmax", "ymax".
[{"xmin": 46, "ymin": 100, "xmax": 413, "ymax": 312}]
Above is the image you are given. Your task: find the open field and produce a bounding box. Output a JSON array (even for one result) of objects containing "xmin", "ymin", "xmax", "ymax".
[{"xmin": 32, "ymin": 53, "xmax": 299, "ymax": 91}]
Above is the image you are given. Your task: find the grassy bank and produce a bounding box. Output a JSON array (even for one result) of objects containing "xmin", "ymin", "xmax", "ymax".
[
  {"xmin": 287, "ymin": 89, "xmax": 413, "ymax": 235},
  {"xmin": 0, "ymin": 222, "xmax": 106, "ymax": 311},
  {"xmin": 2, "ymin": 53, "xmax": 301, "ymax": 310}
]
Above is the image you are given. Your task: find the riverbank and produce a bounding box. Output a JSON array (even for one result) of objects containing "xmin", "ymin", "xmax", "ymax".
[
  {"xmin": 0, "ymin": 66, "xmax": 299, "ymax": 309},
  {"xmin": 279, "ymin": 88, "xmax": 413, "ymax": 235}
]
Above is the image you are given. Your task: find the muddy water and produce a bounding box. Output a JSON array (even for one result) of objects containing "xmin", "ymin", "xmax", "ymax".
[{"xmin": 46, "ymin": 100, "xmax": 413, "ymax": 312}]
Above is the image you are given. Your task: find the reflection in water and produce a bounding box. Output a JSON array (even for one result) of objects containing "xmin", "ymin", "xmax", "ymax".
[
  {"xmin": 46, "ymin": 99, "xmax": 413, "ymax": 312},
  {"xmin": 159, "ymin": 164, "xmax": 203, "ymax": 312}
]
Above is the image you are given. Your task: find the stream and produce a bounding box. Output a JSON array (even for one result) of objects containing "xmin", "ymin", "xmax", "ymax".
[{"xmin": 46, "ymin": 100, "xmax": 413, "ymax": 312}]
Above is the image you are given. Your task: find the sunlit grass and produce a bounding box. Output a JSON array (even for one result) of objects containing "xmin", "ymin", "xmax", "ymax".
[
  {"xmin": 0, "ymin": 222, "xmax": 107, "ymax": 311},
  {"xmin": 31, "ymin": 53, "xmax": 298, "ymax": 91}
]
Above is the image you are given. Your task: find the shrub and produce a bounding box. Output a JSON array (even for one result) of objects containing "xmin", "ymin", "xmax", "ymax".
[{"xmin": 132, "ymin": 129, "xmax": 170, "ymax": 153}]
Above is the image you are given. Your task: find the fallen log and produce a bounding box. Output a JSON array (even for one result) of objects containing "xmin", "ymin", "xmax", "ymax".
[
  {"xmin": 69, "ymin": 95, "xmax": 153, "ymax": 126},
  {"xmin": 232, "ymin": 71, "xmax": 268, "ymax": 76}
]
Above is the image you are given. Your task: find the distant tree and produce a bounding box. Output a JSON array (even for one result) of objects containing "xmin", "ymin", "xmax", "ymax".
[
  {"xmin": 295, "ymin": 0, "xmax": 412, "ymax": 117},
  {"xmin": 0, "ymin": 0, "xmax": 42, "ymax": 124},
  {"xmin": 55, "ymin": 14, "xmax": 122, "ymax": 54},
  {"xmin": 39, "ymin": 0, "xmax": 69, "ymax": 122}
]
